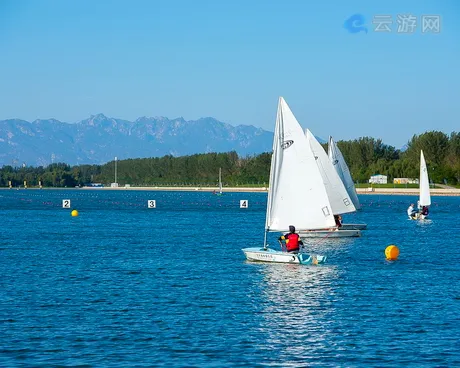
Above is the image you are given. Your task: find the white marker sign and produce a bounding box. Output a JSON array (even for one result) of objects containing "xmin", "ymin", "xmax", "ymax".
[
  {"xmin": 148, "ymin": 200, "xmax": 156, "ymax": 208},
  {"xmin": 62, "ymin": 199, "xmax": 71, "ymax": 208},
  {"xmin": 240, "ymin": 200, "xmax": 248, "ymax": 208}
]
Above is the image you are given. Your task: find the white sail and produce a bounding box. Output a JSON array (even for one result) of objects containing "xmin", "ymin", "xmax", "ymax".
[
  {"xmin": 328, "ymin": 136, "xmax": 361, "ymax": 210},
  {"xmin": 265, "ymin": 97, "xmax": 336, "ymax": 232},
  {"xmin": 305, "ymin": 130, "xmax": 356, "ymax": 215},
  {"xmin": 218, "ymin": 168, "xmax": 223, "ymax": 194},
  {"xmin": 419, "ymin": 150, "xmax": 431, "ymax": 206}
]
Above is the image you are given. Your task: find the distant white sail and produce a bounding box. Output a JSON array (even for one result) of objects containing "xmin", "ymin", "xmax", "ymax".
[
  {"xmin": 218, "ymin": 167, "xmax": 223, "ymax": 194},
  {"xmin": 265, "ymin": 97, "xmax": 336, "ymax": 232},
  {"xmin": 306, "ymin": 130, "xmax": 356, "ymax": 215},
  {"xmin": 328, "ymin": 136, "xmax": 361, "ymax": 210},
  {"xmin": 419, "ymin": 150, "xmax": 431, "ymax": 206}
]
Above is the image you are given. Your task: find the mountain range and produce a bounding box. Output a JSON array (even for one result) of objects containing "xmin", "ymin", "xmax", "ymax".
[{"xmin": 0, "ymin": 114, "xmax": 328, "ymax": 167}]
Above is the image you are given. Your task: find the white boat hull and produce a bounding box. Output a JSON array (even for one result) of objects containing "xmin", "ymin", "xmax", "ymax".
[
  {"xmin": 409, "ymin": 213, "xmax": 429, "ymax": 221},
  {"xmin": 299, "ymin": 229, "xmax": 361, "ymax": 238},
  {"xmin": 340, "ymin": 223, "xmax": 367, "ymax": 230},
  {"xmin": 242, "ymin": 247, "xmax": 326, "ymax": 265}
]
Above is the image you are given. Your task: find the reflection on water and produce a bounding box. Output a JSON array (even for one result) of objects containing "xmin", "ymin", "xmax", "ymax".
[
  {"xmin": 254, "ymin": 263, "xmax": 339, "ymax": 365},
  {"xmin": 416, "ymin": 218, "xmax": 433, "ymax": 225}
]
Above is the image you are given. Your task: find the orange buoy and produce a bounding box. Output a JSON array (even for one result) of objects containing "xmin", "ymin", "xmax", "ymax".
[{"xmin": 385, "ymin": 245, "xmax": 399, "ymax": 261}]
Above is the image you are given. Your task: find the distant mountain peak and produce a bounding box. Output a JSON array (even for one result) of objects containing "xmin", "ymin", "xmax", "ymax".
[
  {"xmin": 90, "ymin": 113, "xmax": 108, "ymax": 119},
  {"xmin": 134, "ymin": 116, "xmax": 171, "ymax": 123},
  {"xmin": 32, "ymin": 118, "xmax": 62, "ymax": 124},
  {"xmin": 83, "ymin": 113, "xmax": 117, "ymax": 127},
  {"xmin": 150, "ymin": 116, "xmax": 169, "ymax": 122}
]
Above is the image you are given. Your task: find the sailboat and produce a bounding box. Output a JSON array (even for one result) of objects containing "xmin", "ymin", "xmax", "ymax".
[
  {"xmin": 328, "ymin": 136, "xmax": 367, "ymax": 230},
  {"xmin": 212, "ymin": 168, "xmax": 223, "ymax": 195},
  {"xmin": 297, "ymin": 131, "xmax": 361, "ymax": 238},
  {"xmin": 242, "ymin": 97, "xmax": 335, "ymax": 265},
  {"xmin": 410, "ymin": 150, "xmax": 431, "ymax": 220},
  {"xmin": 215, "ymin": 168, "xmax": 223, "ymax": 195}
]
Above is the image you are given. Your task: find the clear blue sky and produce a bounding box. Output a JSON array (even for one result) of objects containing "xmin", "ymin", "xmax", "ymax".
[{"xmin": 0, "ymin": 0, "xmax": 458, "ymax": 148}]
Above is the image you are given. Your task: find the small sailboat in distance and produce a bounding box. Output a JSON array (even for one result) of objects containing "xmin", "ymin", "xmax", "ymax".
[
  {"xmin": 410, "ymin": 150, "xmax": 431, "ymax": 220},
  {"xmin": 218, "ymin": 167, "xmax": 223, "ymax": 195},
  {"xmin": 242, "ymin": 97, "xmax": 333, "ymax": 265},
  {"xmin": 212, "ymin": 168, "xmax": 224, "ymax": 196},
  {"xmin": 328, "ymin": 136, "xmax": 367, "ymax": 230}
]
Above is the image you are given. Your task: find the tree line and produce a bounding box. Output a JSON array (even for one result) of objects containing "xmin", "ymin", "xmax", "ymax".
[{"xmin": 1, "ymin": 131, "xmax": 459, "ymax": 188}]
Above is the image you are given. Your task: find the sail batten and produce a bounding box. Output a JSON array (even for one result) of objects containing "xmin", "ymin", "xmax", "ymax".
[
  {"xmin": 328, "ymin": 136, "xmax": 361, "ymax": 210},
  {"xmin": 419, "ymin": 150, "xmax": 431, "ymax": 206},
  {"xmin": 265, "ymin": 97, "xmax": 336, "ymax": 232}
]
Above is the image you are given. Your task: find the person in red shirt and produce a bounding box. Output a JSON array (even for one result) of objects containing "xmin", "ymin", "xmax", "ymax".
[{"xmin": 278, "ymin": 225, "xmax": 304, "ymax": 253}]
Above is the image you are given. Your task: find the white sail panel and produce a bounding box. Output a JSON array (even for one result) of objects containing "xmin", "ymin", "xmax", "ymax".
[
  {"xmin": 218, "ymin": 168, "xmax": 222, "ymax": 193},
  {"xmin": 265, "ymin": 97, "xmax": 336, "ymax": 232},
  {"xmin": 328, "ymin": 136, "xmax": 361, "ymax": 210},
  {"xmin": 306, "ymin": 130, "xmax": 356, "ymax": 215},
  {"xmin": 419, "ymin": 150, "xmax": 431, "ymax": 206}
]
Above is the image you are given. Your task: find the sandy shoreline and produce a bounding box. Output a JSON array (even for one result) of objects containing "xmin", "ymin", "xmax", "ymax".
[
  {"xmin": 89, "ymin": 186, "xmax": 460, "ymax": 196},
  {"xmin": 355, "ymin": 188, "xmax": 460, "ymax": 196},
  {"xmin": 4, "ymin": 186, "xmax": 459, "ymax": 196}
]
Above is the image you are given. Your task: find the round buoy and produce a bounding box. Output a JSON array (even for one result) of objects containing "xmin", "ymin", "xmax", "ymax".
[
  {"xmin": 71, "ymin": 210, "xmax": 79, "ymax": 217},
  {"xmin": 385, "ymin": 245, "xmax": 399, "ymax": 261}
]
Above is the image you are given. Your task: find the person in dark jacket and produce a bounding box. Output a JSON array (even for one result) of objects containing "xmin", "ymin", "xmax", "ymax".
[
  {"xmin": 421, "ymin": 206, "xmax": 429, "ymax": 216},
  {"xmin": 334, "ymin": 215, "xmax": 342, "ymax": 228}
]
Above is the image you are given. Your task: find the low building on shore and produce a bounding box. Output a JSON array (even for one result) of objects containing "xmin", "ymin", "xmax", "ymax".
[
  {"xmin": 369, "ymin": 174, "xmax": 388, "ymax": 184},
  {"xmin": 393, "ymin": 178, "xmax": 419, "ymax": 184}
]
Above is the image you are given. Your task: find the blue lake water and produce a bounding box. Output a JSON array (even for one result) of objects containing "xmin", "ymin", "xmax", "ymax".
[{"xmin": 1, "ymin": 189, "xmax": 459, "ymax": 367}]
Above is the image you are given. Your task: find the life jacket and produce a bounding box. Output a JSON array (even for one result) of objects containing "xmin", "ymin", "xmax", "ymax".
[{"xmin": 285, "ymin": 233, "xmax": 300, "ymax": 252}]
